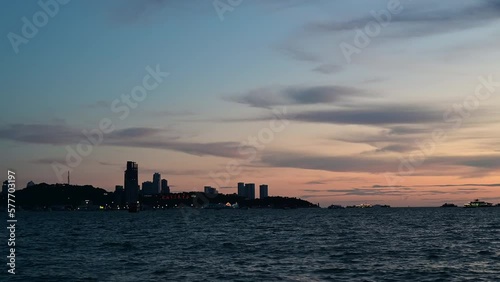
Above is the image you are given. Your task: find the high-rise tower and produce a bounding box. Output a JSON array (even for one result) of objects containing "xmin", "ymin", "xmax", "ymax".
[
  {"xmin": 124, "ymin": 161, "xmax": 139, "ymax": 204},
  {"xmin": 153, "ymin": 173, "xmax": 161, "ymax": 194},
  {"xmin": 260, "ymin": 184, "xmax": 269, "ymax": 198}
]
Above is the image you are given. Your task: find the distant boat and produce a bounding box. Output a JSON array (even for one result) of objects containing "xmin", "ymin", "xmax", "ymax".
[
  {"xmin": 464, "ymin": 199, "xmax": 493, "ymax": 208},
  {"xmin": 441, "ymin": 203, "xmax": 458, "ymax": 208},
  {"xmin": 327, "ymin": 204, "xmax": 344, "ymax": 209}
]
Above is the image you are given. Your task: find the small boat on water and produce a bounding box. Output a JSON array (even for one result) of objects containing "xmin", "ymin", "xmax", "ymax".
[
  {"xmin": 441, "ymin": 203, "xmax": 457, "ymax": 208},
  {"xmin": 464, "ymin": 199, "xmax": 492, "ymax": 208}
]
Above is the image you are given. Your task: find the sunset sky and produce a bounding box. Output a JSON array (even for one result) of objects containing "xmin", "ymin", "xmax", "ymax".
[{"xmin": 1, "ymin": 0, "xmax": 500, "ymax": 206}]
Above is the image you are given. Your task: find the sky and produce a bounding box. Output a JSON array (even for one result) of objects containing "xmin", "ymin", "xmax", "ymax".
[{"xmin": 1, "ymin": 0, "xmax": 500, "ymax": 207}]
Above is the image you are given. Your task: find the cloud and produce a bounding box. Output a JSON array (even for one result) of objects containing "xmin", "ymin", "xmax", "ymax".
[
  {"xmin": 103, "ymin": 127, "xmax": 252, "ymax": 158},
  {"xmin": 108, "ymin": 139, "xmax": 249, "ymax": 158},
  {"xmin": 107, "ymin": 127, "xmax": 164, "ymax": 139},
  {"xmin": 260, "ymin": 151, "xmax": 395, "ymax": 173},
  {"xmin": 0, "ymin": 124, "xmax": 80, "ymax": 145},
  {"xmin": 227, "ymin": 85, "xmax": 367, "ymax": 108},
  {"xmin": 374, "ymin": 144, "xmax": 415, "ymax": 153},
  {"xmin": 304, "ymin": 180, "xmax": 326, "ymax": 185},
  {"xmin": 312, "ymin": 64, "xmax": 343, "ymax": 74},
  {"xmin": 332, "ymin": 125, "xmax": 437, "ymax": 154},
  {"xmin": 306, "ymin": 1, "xmax": 500, "ymax": 38},
  {"xmin": 277, "ymin": 45, "xmax": 320, "ymax": 62},
  {"xmin": 291, "ymin": 105, "xmax": 441, "ymax": 125},
  {"xmin": 226, "ymin": 100, "xmax": 450, "ymax": 127},
  {"xmin": 0, "ymin": 123, "xmax": 251, "ymax": 159},
  {"xmin": 259, "ymin": 150, "xmax": 500, "ymax": 174},
  {"xmin": 458, "ymin": 157, "xmax": 500, "ymax": 169}
]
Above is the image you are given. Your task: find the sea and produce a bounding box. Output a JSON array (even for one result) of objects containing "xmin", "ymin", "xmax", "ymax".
[{"xmin": 2, "ymin": 208, "xmax": 500, "ymax": 281}]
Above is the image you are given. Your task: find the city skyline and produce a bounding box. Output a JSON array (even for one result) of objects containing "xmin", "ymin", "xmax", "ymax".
[{"xmin": 1, "ymin": 1, "xmax": 500, "ymax": 207}]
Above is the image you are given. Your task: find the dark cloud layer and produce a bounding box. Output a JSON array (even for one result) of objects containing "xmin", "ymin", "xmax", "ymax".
[
  {"xmin": 107, "ymin": 139, "xmax": 247, "ymax": 159},
  {"xmin": 0, "ymin": 124, "xmax": 80, "ymax": 145},
  {"xmin": 260, "ymin": 151, "xmax": 393, "ymax": 173},
  {"xmin": 108, "ymin": 127, "xmax": 163, "ymax": 139},
  {"xmin": 291, "ymin": 105, "xmax": 441, "ymax": 125},
  {"xmin": 260, "ymin": 150, "xmax": 500, "ymax": 175},
  {"xmin": 0, "ymin": 124, "xmax": 250, "ymax": 159},
  {"xmin": 228, "ymin": 85, "xmax": 366, "ymax": 108},
  {"xmin": 306, "ymin": 1, "xmax": 500, "ymax": 37}
]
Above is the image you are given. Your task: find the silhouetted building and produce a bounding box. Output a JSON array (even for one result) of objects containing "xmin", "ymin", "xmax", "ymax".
[
  {"xmin": 245, "ymin": 183, "xmax": 255, "ymax": 200},
  {"xmin": 204, "ymin": 186, "xmax": 218, "ymax": 196},
  {"xmin": 26, "ymin": 181, "xmax": 35, "ymax": 188},
  {"xmin": 114, "ymin": 185, "xmax": 124, "ymax": 206},
  {"xmin": 2, "ymin": 180, "xmax": 8, "ymax": 194},
  {"xmin": 153, "ymin": 173, "xmax": 161, "ymax": 194},
  {"xmin": 142, "ymin": 181, "xmax": 154, "ymax": 195},
  {"xmin": 161, "ymin": 179, "xmax": 170, "ymax": 194},
  {"xmin": 124, "ymin": 161, "xmax": 139, "ymax": 204},
  {"xmin": 237, "ymin": 182, "xmax": 245, "ymax": 197},
  {"xmin": 260, "ymin": 184, "xmax": 268, "ymax": 198}
]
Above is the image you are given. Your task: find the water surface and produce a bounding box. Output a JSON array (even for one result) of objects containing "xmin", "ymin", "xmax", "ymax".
[{"xmin": 4, "ymin": 208, "xmax": 500, "ymax": 281}]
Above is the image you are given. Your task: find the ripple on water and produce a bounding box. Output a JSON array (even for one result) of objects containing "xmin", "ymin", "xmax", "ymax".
[{"xmin": 11, "ymin": 208, "xmax": 500, "ymax": 281}]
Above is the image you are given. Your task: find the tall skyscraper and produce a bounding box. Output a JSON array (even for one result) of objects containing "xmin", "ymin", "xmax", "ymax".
[
  {"xmin": 260, "ymin": 184, "xmax": 269, "ymax": 198},
  {"xmin": 161, "ymin": 179, "xmax": 170, "ymax": 194},
  {"xmin": 124, "ymin": 161, "xmax": 139, "ymax": 204},
  {"xmin": 245, "ymin": 183, "xmax": 255, "ymax": 200},
  {"xmin": 238, "ymin": 182, "xmax": 245, "ymax": 197},
  {"xmin": 153, "ymin": 173, "xmax": 161, "ymax": 194}
]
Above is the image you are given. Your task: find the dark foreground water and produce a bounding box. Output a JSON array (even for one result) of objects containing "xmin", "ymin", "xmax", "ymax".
[{"xmin": 2, "ymin": 208, "xmax": 500, "ymax": 281}]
